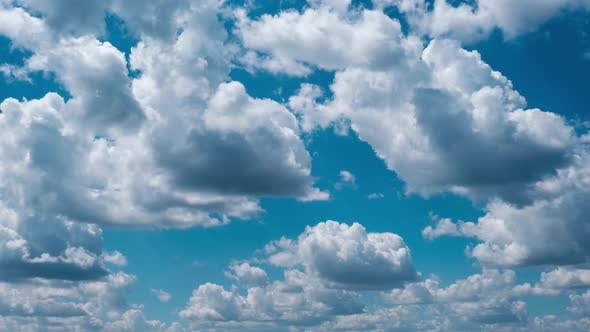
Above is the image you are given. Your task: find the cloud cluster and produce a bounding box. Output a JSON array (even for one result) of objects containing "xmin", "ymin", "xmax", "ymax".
[
  {"xmin": 423, "ymin": 153, "xmax": 590, "ymax": 267},
  {"xmin": 1, "ymin": 0, "xmax": 589, "ymax": 330},
  {"xmin": 180, "ymin": 221, "xmax": 417, "ymax": 330},
  {"xmin": 0, "ymin": 1, "xmax": 327, "ymax": 330},
  {"xmin": 180, "ymin": 221, "xmax": 590, "ymax": 331},
  {"xmin": 0, "ymin": 271, "xmax": 177, "ymax": 331},
  {"xmin": 250, "ymin": 2, "xmax": 589, "ymax": 270},
  {"xmin": 0, "ymin": 0, "xmax": 326, "ymax": 235},
  {"xmin": 383, "ymin": 0, "xmax": 590, "ymax": 43}
]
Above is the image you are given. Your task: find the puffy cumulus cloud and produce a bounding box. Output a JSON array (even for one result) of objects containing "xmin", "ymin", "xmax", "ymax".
[
  {"xmin": 0, "ymin": 4, "xmax": 52, "ymax": 49},
  {"xmin": 225, "ymin": 262, "xmax": 268, "ymax": 287},
  {"xmin": 180, "ymin": 221, "xmax": 417, "ymax": 330},
  {"xmin": 179, "ymin": 273, "xmax": 364, "ymax": 330},
  {"xmin": 166, "ymin": 81, "xmax": 324, "ymax": 199},
  {"xmin": 0, "ymin": 0, "xmax": 326, "ymax": 233},
  {"xmin": 0, "ymin": 272, "xmax": 176, "ymax": 331},
  {"xmin": 179, "ymin": 225, "xmax": 586, "ymax": 331},
  {"xmin": 387, "ymin": 0, "xmax": 590, "ymax": 43},
  {"xmin": 291, "ymin": 37, "xmax": 576, "ymax": 205},
  {"xmin": 0, "ymin": 2, "xmax": 328, "ymax": 326},
  {"xmin": 26, "ymin": 36, "xmax": 145, "ymax": 134},
  {"xmin": 8, "ymin": 0, "xmax": 195, "ymax": 42},
  {"xmin": 239, "ymin": 50, "xmax": 313, "ymax": 77},
  {"xmin": 266, "ymin": 221, "xmax": 419, "ymax": 289},
  {"xmin": 334, "ymin": 170, "xmax": 356, "ymax": 190},
  {"xmin": 309, "ymin": 270, "xmax": 589, "ymax": 332},
  {"xmin": 514, "ymin": 267, "xmax": 590, "ymax": 296},
  {"xmin": 265, "ymin": 4, "xmax": 588, "ymax": 269},
  {"xmin": 151, "ymin": 289, "xmax": 172, "ymax": 303},
  {"xmin": 377, "ymin": 270, "xmax": 529, "ymax": 331},
  {"xmin": 532, "ymin": 315, "xmax": 590, "ymax": 332},
  {"xmin": 314, "ymin": 270, "xmax": 527, "ymax": 332},
  {"xmin": 109, "ymin": 0, "xmax": 191, "ymax": 40},
  {"xmin": 102, "ymin": 251, "xmax": 128, "ymax": 267},
  {"xmin": 15, "ymin": 0, "xmax": 110, "ymax": 36},
  {"xmin": 0, "ymin": 97, "xmax": 108, "ymax": 280},
  {"xmin": 387, "ymin": 269, "xmax": 518, "ymax": 304},
  {"xmin": 568, "ymin": 290, "xmax": 590, "ymax": 314},
  {"xmin": 422, "ymin": 216, "xmax": 462, "ymax": 240},
  {"xmin": 423, "ymin": 151, "xmax": 590, "ymax": 267},
  {"xmin": 235, "ymin": 6, "xmax": 417, "ymax": 75},
  {"xmin": 103, "ymin": 309, "xmax": 183, "ymax": 332}
]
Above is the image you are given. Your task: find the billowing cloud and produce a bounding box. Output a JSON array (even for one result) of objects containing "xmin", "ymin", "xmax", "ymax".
[
  {"xmin": 386, "ymin": 0, "xmax": 590, "ymax": 43},
  {"xmin": 568, "ymin": 290, "xmax": 590, "ymax": 315},
  {"xmin": 288, "ymin": 32, "xmax": 575, "ymax": 206},
  {"xmin": 180, "ymin": 221, "xmax": 416, "ymax": 329},
  {"xmin": 225, "ymin": 262, "xmax": 268, "ymax": 287},
  {"xmin": 423, "ymin": 151, "xmax": 590, "ymax": 267},
  {"xmin": 259, "ymin": 4, "xmax": 589, "ymax": 269},
  {"xmin": 0, "ymin": 272, "xmax": 175, "ymax": 331},
  {"xmin": 514, "ymin": 268, "xmax": 590, "ymax": 296},
  {"xmin": 0, "ymin": 1, "xmax": 326, "ymax": 232},
  {"xmin": 0, "ymin": 0, "xmax": 589, "ymax": 331},
  {"xmin": 265, "ymin": 221, "xmax": 418, "ymax": 290},
  {"xmin": 236, "ymin": 6, "xmax": 414, "ymax": 75},
  {"xmin": 102, "ymin": 251, "xmax": 128, "ymax": 267}
]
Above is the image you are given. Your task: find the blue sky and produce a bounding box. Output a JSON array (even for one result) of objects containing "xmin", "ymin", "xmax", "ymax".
[{"xmin": 0, "ymin": 0, "xmax": 590, "ymax": 331}]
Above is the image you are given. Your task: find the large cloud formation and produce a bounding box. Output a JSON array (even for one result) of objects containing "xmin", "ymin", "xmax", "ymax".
[
  {"xmin": 180, "ymin": 221, "xmax": 417, "ymax": 330},
  {"xmin": 0, "ymin": 0, "xmax": 589, "ymax": 331},
  {"xmin": 251, "ymin": 2, "xmax": 589, "ymax": 269},
  {"xmin": 0, "ymin": 0, "xmax": 325, "ymax": 330},
  {"xmin": 378, "ymin": 0, "xmax": 590, "ymax": 43},
  {"xmin": 180, "ymin": 222, "xmax": 590, "ymax": 331},
  {"xmin": 0, "ymin": 0, "xmax": 327, "ymax": 234}
]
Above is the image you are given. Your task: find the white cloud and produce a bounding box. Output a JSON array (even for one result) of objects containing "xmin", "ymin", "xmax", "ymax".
[
  {"xmin": 102, "ymin": 251, "xmax": 128, "ymax": 267},
  {"xmin": 392, "ymin": 0, "xmax": 590, "ymax": 43},
  {"xmin": 515, "ymin": 268, "xmax": 590, "ymax": 296},
  {"xmin": 367, "ymin": 193, "xmax": 385, "ymax": 199},
  {"xmin": 181, "ymin": 220, "xmax": 416, "ymax": 329},
  {"xmin": 291, "ymin": 35, "xmax": 575, "ymax": 205},
  {"xmin": 0, "ymin": 5, "xmax": 51, "ymax": 49},
  {"xmin": 0, "ymin": 1, "xmax": 589, "ymax": 330},
  {"xmin": 26, "ymin": 36, "xmax": 145, "ymax": 134},
  {"xmin": 387, "ymin": 269, "xmax": 516, "ymax": 304},
  {"xmin": 424, "ymin": 150, "xmax": 590, "ymax": 267},
  {"xmin": 225, "ymin": 262, "xmax": 268, "ymax": 287},
  {"xmin": 422, "ymin": 216, "xmax": 462, "ymax": 240},
  {"xmin": 0, "ymin": 0, "xmax": 326, "ymax": 232},
  {"xmin": 239, "ymin": 50, "xmax": 313, "ymax": 77},
  {"xmin": 0, "ymin": 271, "xmax": 176, "ymax": 331},
  {"xmin": 533, "ymin": 315, "xmax": 590, "ymax": 332},
  {"xmin": 179, "ymin": 283, "xmax": 246, "ymax": 322},
  {"xmin": 266, "ymin": 221, "xmax": 418, "ymax": 290},
  {"xmin": 151, "ymin": 289, "xmax": 172, "ymax": 303},
  {"xmin": 568, "ymin": 290, "xmax": 590, "ymax": 314},
  {"xmin": 335, "ymin": 170, "xmax": 356, "ymax": 189},
  {"xmin": 260, "ymin": 4, "xmax": 589, "ymax": 269},
  {"xmin": 15, "ymin": 0, "xmax": 109, "ymax": 36},
  {"xmin": 236, "ymin": 7, "xmax": 414, "ymax": 74}
]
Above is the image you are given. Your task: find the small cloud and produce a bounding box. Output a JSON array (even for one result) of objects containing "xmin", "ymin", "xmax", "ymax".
[
  {"xmin": 101, "ymin": 250, "xmax": 127, "ymax": 267},
  {"xmin": 335, "ymin": 170, "xmax": 356, "ymax": 190},
  {"xmin": 151, "ymin": 289, "xmax": 172, "ymax": 303},
  {"xmin": 367, "ymin": 193, "xmax": 384, "ymax": 199}
]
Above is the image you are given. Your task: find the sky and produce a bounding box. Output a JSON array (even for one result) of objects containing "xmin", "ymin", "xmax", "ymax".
[{"xmin": 0, "ymin": 0, "xmax": 589, "ymax": 331}]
